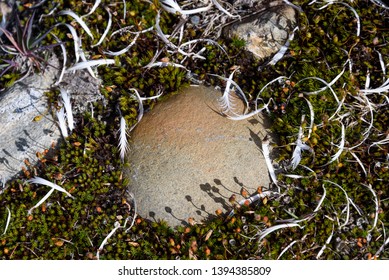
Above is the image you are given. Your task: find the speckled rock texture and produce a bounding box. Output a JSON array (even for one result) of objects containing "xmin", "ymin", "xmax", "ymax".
[
  {"xmin": 224, "ymin": 4, "xmax": 297, "ymax": 60},
  {"xmin": 126, "ymin": 86, "xmax": 273, "ymax": 227},
  {"xmin": 0, "ymin": 56, "xmax": 102, "ymax": 181},
  {"xmin": 0, "ymin": 56, "xmax": 60, "ymax": 180}
]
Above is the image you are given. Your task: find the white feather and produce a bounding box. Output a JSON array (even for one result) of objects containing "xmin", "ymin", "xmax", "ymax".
[
  {"xmin": 27, "ymin": 177, "xmax": 74, "ymax": 199},
  {"xmin": 118, "ymin": 117, "xmax": 129, "ymax": 162},
  {"xmin": 59, "ymin": 9, "xmax": 94, "ymax": 39},
  {"xmin": 208, "ymin": 71, "xmax": 249, "ymax": 116},
  {"xmin": 60, "ymin": 88, "xmax": 74, "ymax": 131},
  {"xmin": 56, "ymin": 107, "xmax": 68, "ymax": 138},
  {"xmin": 290, "ymin": 115, "xmax": 312, "ymax": 170},
  {"xmin": 67, "ymin": 59, "xmax": 115, "ymax": 72}
]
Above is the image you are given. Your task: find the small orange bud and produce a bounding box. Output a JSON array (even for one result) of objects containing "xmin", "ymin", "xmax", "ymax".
[
  {"xmin": 215, "ymin": 209, "xmax": 223, "ymax": 216},
  {"xmin": 229, "ymin": 194, "xmax": 236, "ymax": 204},
  {"xmin": 55, "ymin": 240, "xmax": 64, "ymax": 247},
  {"xmin": 188, "ymin": 217, "xmax": 196, "ymax": 226},
  {"xmin": 240, "ymin": 188, "xmax": 249, "ymax": 198}
]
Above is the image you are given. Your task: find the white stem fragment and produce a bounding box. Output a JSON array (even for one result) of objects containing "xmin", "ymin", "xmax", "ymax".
[
  {"xmin": 349, "ymin": 151, "xmax": 367, "ymax": 176},
  {"xmin": 160, "ymin": 0, "xmax": 212, "ymax": 15},
  {"xmin": 316, "ymin": 224, "xmax": 334, "ymax": 259},
  {"xmin": 58, "ymin": 10, "xmax": 94, "ymax": 39},
  {"xmin": 91, "ymin": 6, "xmax": 112, "ymax": 48},
  {"xmin": 267, "ymin": 27, "xmax": 298, "ymax": 66},
  {"xmin": 55, "ymin": 23, "xmax": 81, "ymax": 63},
  {"xmin": 82, "ymin": 0, "xmax": 101, "ymax": 18},
  {"xmin": 277, "ymin": 240, "xmax": 298, "ymax": 260},
  {"xmin": 66, "ymin": 59, "xmax": 115, "ymax": 72},
  {"xmin": 103, "ymin": 33, "xmax": 139, "ymax": 56},
  {"xmin": 145, "ymin": 61, "xmax": 187, "ymax": 69},
  {"xmin": 27, "ymin": 188, "xmax": 55, "ymax": 215},
  {"xmin": 96, "ymin": 221, "xmax": 121, "ymax": 260},
  {"xmin": 211, "ymin": 0, "xmax": 240, "ymax": 18},
  {"xmin": 313, "ymin": 184, "xmax": 327, "ymax": 213},
  {"xmin": 323, "ymin": 179, "xmax": 350, "ymax": 229},
  {"xmin": 2, "ymin": 207, "xmax": 11, "ymax": 235},
  {"xmin": 363, "ymin": 184, "xmax": 379, "ymax": 233},
  {"xmin": 258, "ymin": 223, "xmax": 303, "ymax": 241},
  {"xmin": 51, "ymin": 34, "xmax": 67, "ymax": 86},
  {"xmin": 303, "ymin": 97, "xmax": 314, "ymax": 139},
  {"xmin": 262, "ymin": 136, "xmax": 279, "ymax": 190},
  {"xmin": 322, "ymin": 122, "xmax": 345, "ymax": 166}
]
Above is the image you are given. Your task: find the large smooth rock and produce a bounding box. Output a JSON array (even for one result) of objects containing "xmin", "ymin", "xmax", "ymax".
[
  {"xmin": 224, "ymin": 4, "xmax": 296, "ymax": 60},
  {"xmin": 126, "ymin": 86, "xmax": 272, "ymax": 227}
]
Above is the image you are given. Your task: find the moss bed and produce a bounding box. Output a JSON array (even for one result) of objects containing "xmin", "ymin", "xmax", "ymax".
[{"xmin": 0, "ymin": 0, "xmax": 388, "ymax": 259}]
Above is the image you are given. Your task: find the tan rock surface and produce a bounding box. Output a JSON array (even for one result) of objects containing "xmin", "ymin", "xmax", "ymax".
[{"xmin": 126, "ymin": 86, "xmax": 273, "ymax": 227}]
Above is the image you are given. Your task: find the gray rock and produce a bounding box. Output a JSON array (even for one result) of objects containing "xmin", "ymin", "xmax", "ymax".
[
  {"xmin": 126, "ymin": 86, "xmax": 272, "ymax": 227},
  {"xmin": 58, "ymin": 71, "xmax": 103, "ymax": 114},
  {"xmin": 224, "ymin": 4, "xmax": 297, "ymax": 60},
  {"xmin": 0, "ymin": 49, "xmax": 104, "ymax": 181},
  {"xmin": 0, "ymin": 56, "xmax": 61, "ymax": 180}
]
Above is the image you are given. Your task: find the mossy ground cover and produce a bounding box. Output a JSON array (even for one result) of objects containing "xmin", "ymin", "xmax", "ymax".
[{"xmin": 0, "ymin": 0, "xmax": 388, "ymax": 259}]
